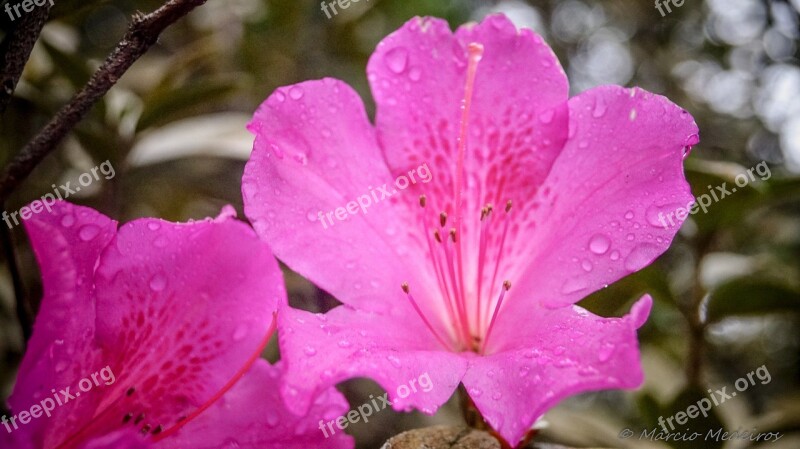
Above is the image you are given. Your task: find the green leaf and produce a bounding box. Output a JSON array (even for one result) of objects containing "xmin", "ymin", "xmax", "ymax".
[
  {"xmin": 136, "ymin": 76, "xmax": 243, "ymax": 131},
  {"xmin": 707, "ymin": 277, "xmax": 800, "ymax": 323}
]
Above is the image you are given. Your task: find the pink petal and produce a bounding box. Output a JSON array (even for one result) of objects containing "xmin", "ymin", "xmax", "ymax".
[
  {"xmin": 11, "ymin": 201, "xmax": 116, "ymax": 447},
  {"xmin": 158, "ymin": 360, "xmax": 353, "ymax": 449},
  {"xmin": 367, "ymin": 15, "xmax": 570, "ymax": 304},
  {"xmin": 278, "ymin": 302, "xmax": 468, "ymax": 416},
  {"xmin": 90, "ymin": 213, "xmax": 282, "ymax": 438},
  {"xmin": 462, "ymin": 295, "xmax": 653, "ymax": 446},
  {"xmin": 243, "ymin": 79, "xmax": 427, "ymax": 313},
  {"xmin": 77, "ymin": 431, "xmax": 152, "ymax": 449},
  {"xmin": 498, "ymin": 86, "xmax": 697, "ymax": 320}
]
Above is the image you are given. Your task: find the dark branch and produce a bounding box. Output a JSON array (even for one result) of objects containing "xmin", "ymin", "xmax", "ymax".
[
  {"xmin": 0, "ymin": 0, "xmax": 209, "ymax": 204},
  {"xmin": 0, "ymin": 2, "xmax": 54, "ymax": 114},
  {"xmin": 0, "ymin": 205, "xmax": 30, "ymax": 342}
]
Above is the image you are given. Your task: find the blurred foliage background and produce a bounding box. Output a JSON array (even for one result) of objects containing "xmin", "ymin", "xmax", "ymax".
[{"xmin": 1, "ymin": 0, "xmax": 799, "ymax": 448}]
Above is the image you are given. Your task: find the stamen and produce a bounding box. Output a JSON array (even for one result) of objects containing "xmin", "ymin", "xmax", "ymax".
[
  {"xmin": 439, "ymin": 212, "xmax": 448, "ymax": 228},
  {"xmin": 122, "ymin": 413, "xmax": 133, "ymax": 424},
  {"xmin": 482, "ymin": 280, "xmax": 511, "ymax": 352},
  {"xmin": 486, "ymin": 200, "xmax": 513, "ymax": 319},
  {"xmin": 434, "ymin": 230, "xmax": 442, "ymax": 243},
  {"xmin": 401, "ymin": 283, "xmax": 452, "ymax": 350},
  {"xmin": 449, "ymin": 228, "xmax": 457, "ymax": 243},
  {"xmin": 419, "ymin": 195, "xmax": 427, "ymax": 208}
]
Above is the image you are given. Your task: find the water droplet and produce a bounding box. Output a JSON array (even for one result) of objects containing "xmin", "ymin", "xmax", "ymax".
[
  {"xmin": 385, "ymin": 47, "xmax": 409, "ymax": 74},
  {"xmin": 553, "ymin": 345, "xmax": 566, "ymax": 355},
  {"xmin": 629, "ymin": 109, "xmax": 637, "ymax": 121},
  {"xmin": 598, "ymin": 343, "xmax": 615, "ymax": 362},
  {"xmin": 593, "ymin": 96, "xmax": 608, "ymax": 117},
  {"xmin": 273, "ymin": 91, "xmax": 286, "ymax": 102},
  {"xmin": 152, "ymin": 236, "xmax": 168, "ymax": 248},
  {"xmin": 304, "ymin": 346, "xmax": 317, "ymax": 356},
  {"xmin": 408, "ymin": 66, "xmax": 422, "ymax": 81},
  {"xmin": 294, "ymin": 153, "xmax": 308, "ymax": 165},
  {"xmin": 468, "ymin": 387, "xmax": 483, "ymax": 397},
  {"xmin": 233, "ymin": 324, "xmax": 248, "ymax": 342},
  {"xmin": 149, "ymin": 273, "xmax": 167, "ymax": 292},
  {"xmin": 60, "ymin": 215, "xmax": 75, "ymax": 227},
  {"xmin": 626, "ymin": 233, "xmax": 635, "ymax": 241},
  {"xmin": 624, "ymin": 210, "xmax": 634, "ymax": 220},
  {"xmin": 624, "ymin": 244, "xmax": 660, "ymax": 272},
  {"xmin": 78, "ymin": 225, "xmax": 100, "ymax": 241},
  {"xmin": 55, "ymin": 361, "xmax": 68, "ymax": 373},
  {"xmin": 561, "ymin": 276, "xmax": 587, "ymax": 294},
  {"xmin": 306, "ymin": 210, "xmax": 318, "ymax": 222},
  {"xmin": 578, "ymin": 140, "xmax": 589, "ymax": 148},
  {"xmin": 610, "ymin": 250, "xmax": 621, "ymax": 261},
  {"xmin": 581, "ymin": 259, "xmax": 593, "ymax": 272},
  {"xmin": 269, "ymin": 143, "xmax": 284, "ymax": 159},
  {"xmin": 289, "ymin": 86, "xmax": 304, "ymax": 100},
  {"xmin": 588, "ymin": 234, "xmax": 611, "ymax": 255},
  {"xmin": 147, "ymin": 222, "xmax": 161, "ymax": 231},
  {"xmin": 387, "ymin": 355, "xmax": 402, "ymax": 368},
  {"xmin": 337, "ymin": 340, "xmax": 352, "ymax": 348},
  {"xmin": 492, "ymin": 391, "xmax": 503, "ymax": 400},
  {"xmin": 538, "ymin": 109, "xmax": 554, "ymax": 124}
]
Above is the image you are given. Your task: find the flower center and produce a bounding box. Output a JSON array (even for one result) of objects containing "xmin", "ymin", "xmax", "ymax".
[{"xmin": 402, "ymin": 42, "xmax": 514, "ymax": 354}]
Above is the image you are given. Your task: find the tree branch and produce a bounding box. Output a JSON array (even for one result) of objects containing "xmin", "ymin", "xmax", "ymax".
[
  {"xmin": 0, "ymin": 1, "xmax": 54, "ymax": 114},
  {"xmin": 0, "ymin": 0, "xmax": 209, "ymax": 204}
]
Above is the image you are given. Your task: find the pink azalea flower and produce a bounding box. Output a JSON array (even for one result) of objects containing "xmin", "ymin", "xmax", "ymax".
[
  {"xmin": 243, "ymin": 14, "xmax": 699, "ymax": 446},
  {"xmin": 5, "ymin": 201, "xmax": 353, "ymax": 449}
]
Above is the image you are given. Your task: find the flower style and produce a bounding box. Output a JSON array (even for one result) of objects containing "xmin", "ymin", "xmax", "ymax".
[
  {"xmin": 6, "ymin": 201, "xmax": 352, "ymax": 449},
  {"xmin": 243, "ymin": 14, "xmax": 699, "ymax": 446}
]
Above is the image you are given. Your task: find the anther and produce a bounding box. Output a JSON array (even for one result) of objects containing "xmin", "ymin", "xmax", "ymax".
[
  {"xmin": 401, "ymin": 282, "xmax": 410, "ymax": 294},
  {"xmin": 503, "ymin": 280, "xmax": 511, "ymax": 290},
  {"xmin": 123, "ymin": 413, "xmax": 133, "ymax": 424},
  {"xmin": 434, "ymin": 230, "xmax": 442, "ymax": 243},
  {"xmin": 449, "ymin": 228, "xmax": 457, "ymax": 243},
  {"xmin": 152, "ymin": 425, "xmax": 163, "ymax": 435},
  {"xmin": 141, "ymin": 424, "xmax": 152, "ymax": 435},
  {"xmin": 505, "ymin": 200, "xmax": 512, "ymax": 213},
  {"xmin": 134, "ymin": 413, "xmax": 145, "ymax": 425},
  {"xmin": 126, "ymin": 387, "xmax": 135, "ymax": 396},
  {"xmin": 419, "ymin": 195, "xmax": 427, "ymax": 208},
  {"xmin": 439, "ymin": 212, "xmax": 448, "ymax": 227}
]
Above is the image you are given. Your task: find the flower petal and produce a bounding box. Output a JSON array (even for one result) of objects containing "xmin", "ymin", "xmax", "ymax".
[
  {"xmin": 367, "ymin": 14, "xmax": 570, "ymax": 310},
  {"xmin": 243, "ymin": 79, "xmax": 425, "ymax": 313},
  {"xmin": 159, "ymin": 360, "xmax": 353, "ymax": 449},
  {"xmin": 462, "ymin": 295, "xmax": 652, "ymax": 446},
  {"xmin": 278, "ymin": 302, "xmax": 467, "ymax": 416},
  {"xmin": 89, "ymin": 213, "xmax": 283, "ymax": 437},
  {"xmin": 76, "ymin": 431, "xmax": 152, "ymax": 449},
  {"xmin": 501, "ymin": 85, "xmax": 697, "ymax": 316},
  {"xmin": 11, "ymin": 201, "xmax": 116, "ymax": 447}
]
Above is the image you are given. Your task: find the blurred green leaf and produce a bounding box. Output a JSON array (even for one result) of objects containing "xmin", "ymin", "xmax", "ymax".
[
  {"xmin": 707, "ymin": 277, "xmax": 800, "ymax": 323},
  {"xmin": 137, "ymin": 76, "xmax": 242, "ymax": 130}
]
